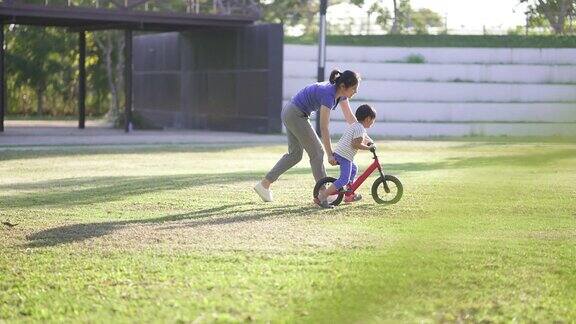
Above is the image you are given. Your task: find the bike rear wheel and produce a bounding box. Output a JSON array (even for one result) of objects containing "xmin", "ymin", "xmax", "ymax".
[
  {"xmin": 313, "ymin": 177, "xmax": 345, "ymax": 206},
  {"xmin": 371, "ymin": 175, "xmax": 403, "ymax": 204}
]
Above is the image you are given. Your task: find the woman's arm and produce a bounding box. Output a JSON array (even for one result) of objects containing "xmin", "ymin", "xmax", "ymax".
[
  {"xmin": 319, "ymin": 106, "xmax": 338, "ymax": 165},
  {"xmin": 339, "ymin": 99, "xmax": 357, "ymax": 125}
]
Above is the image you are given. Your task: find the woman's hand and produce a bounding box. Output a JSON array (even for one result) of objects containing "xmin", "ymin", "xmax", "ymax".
[{"xmin": 328, "ymin": 155, "xmax": 338, "ymax": 166}]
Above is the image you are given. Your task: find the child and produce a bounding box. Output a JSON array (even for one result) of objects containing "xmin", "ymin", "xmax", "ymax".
[{"xmin": 316, "ymin": 104, "xmax": 376, "ymax": 208}]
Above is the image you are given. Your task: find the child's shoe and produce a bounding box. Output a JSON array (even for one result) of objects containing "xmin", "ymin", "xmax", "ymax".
[
  {"xmin": 344, "ymin": 193, "xmax": 362, "ymax": 204},
  {"xmin": 254, "ymin": 182, "xmax": 273, "ymax": 202}
]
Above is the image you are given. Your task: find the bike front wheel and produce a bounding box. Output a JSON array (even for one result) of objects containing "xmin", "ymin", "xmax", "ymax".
[
  {"xmin": 313, "ymin": 177, "xmax": 344, "ymax": 206},
  {"xmin": 371, "ymin": 175, "xmax": 403, "ymax": 204}
]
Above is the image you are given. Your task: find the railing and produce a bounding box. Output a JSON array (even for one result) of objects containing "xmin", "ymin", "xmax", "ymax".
[{"xmin": 0, "ymin": 0, "xmax": 261, "ymax": 17}]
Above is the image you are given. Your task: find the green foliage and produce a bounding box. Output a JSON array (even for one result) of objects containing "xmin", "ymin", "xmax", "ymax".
[
  {"xmin": 521, "ymin": 0, "xmax": 576, "ymax": 34},
  {"xmin": 369, "ymin": 1, "xmax": 392, "ymax": 31},
  {"xmin": 6, "ymin": 26, "xmax": 109, "ymax": 117},
  {"xmin": 405, "ymin": 53, "xmax": 425, "ymax": 63},
  {"xmin": 410, "ymin": 8, "xmax": 443, "ymax": 34},
  {"xmin": 284, "ymin": 34, "xmax": 576, "ymax": 47},
  {"xmin": 388, "ymin": 0, "xmax": 444, "ymax": 34},
  {"xmin": 259, "ymin": 0, "xmax": 443, "ymax": 36},
  {"xmin": 260, "ymin": 0, "xmax": 319, "ymax": 36},
  {"xmin": 392, "ymin": 0, "xmax": 412, "ymax": 33}
]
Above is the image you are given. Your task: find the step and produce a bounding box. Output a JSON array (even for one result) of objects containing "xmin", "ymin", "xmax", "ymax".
[
  {"xmin": 324, "ymin": 121, "xmax": 576, "ymax": 137},
  {"xmin": 284, "ymin": 60, "xmax": 576, "ymax": 84},
  {"xmin": 284, "ymin": 78, "xmax": 576, "ymax": 102},
  {"xmin": 282, "ymin": 101, "xmax": 576, "ymax": 123},
  {"xmin": 285, "ymin": 44, "xmax": 576, "ymax": 65}
]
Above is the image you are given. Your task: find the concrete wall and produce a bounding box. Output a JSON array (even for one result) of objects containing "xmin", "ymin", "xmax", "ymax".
[{"xmin": 284, "ymin": 44, "xmax": 576, "ymax": 137}]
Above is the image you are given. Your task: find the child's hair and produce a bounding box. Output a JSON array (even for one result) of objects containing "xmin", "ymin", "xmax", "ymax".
[
  {"xmin": 329, "ymin": 69, "xmax": 360, "ymax": 88},
  {"xmin": 355, "ymin": 104, "xmax": 376, "ymax": 122}
]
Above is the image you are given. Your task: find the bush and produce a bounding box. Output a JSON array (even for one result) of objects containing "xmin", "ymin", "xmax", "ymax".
[
  {"xmin": 405, "ymin": 54, "xmax": 426, "ymax": 63},
  {"xmin": 285, "ymin": 34, "xmax": 576, "ymax": 48}
]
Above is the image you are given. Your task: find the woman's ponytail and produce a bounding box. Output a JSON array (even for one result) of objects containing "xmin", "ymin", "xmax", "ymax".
[
  {"xmin": 329, "ymin": 70, "xmax": 360, "ymax": 88},
  {"xmin": 329, "ymin": 69, "xmax": 342, "ymax": 84}
]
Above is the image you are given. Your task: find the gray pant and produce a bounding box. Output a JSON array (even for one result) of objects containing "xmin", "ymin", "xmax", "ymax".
[{"xmin": 266, "ymin": 103, "xmax": 326, "ymax": 183}]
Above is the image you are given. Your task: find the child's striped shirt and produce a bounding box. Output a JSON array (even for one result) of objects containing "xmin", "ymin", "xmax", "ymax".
[{"xmin": 333, "ymin": 122, "xmax": 366, "ymax": 161}]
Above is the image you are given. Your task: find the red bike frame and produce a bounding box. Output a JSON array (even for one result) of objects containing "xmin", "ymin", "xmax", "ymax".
[{"xmin": 344, "ymin": 150, "xmax": 383, "ymax": 196}]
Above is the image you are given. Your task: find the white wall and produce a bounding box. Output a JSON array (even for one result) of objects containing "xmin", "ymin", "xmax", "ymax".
[
  {"xmin": 285, "ymin": 45, "xmax": 576, "ymax": 65},
  {"xmin": 285, "ymin": 60, "xmax": 576, "ymax": 84},
  {"xmin": 284, "ymin": 44, "xmax": 576, "ymax": 137}
]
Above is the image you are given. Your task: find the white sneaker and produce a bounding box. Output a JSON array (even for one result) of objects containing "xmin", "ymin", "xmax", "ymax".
[{"xmin": 254, "ymin": 182, "xmax": 273, "ymax": 202}]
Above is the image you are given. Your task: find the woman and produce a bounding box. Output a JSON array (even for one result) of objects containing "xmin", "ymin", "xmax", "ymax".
[{"xmin": 254, "ymin": 69, "xmax": 360, "ymax": 202}]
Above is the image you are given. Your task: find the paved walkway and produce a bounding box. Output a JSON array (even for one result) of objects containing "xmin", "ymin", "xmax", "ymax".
[{"xmin": 0, "ymin": 120, "xmax": 287, "ymax": 147}]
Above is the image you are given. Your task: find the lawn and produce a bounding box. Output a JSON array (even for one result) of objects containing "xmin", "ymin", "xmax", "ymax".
[{"xmin": 1, "ymin": 140, "xmax": 575, "ymax": 323}]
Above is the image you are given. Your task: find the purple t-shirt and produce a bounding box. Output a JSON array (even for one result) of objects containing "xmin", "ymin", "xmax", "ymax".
[{"xmin": 291, "ymin": 81, "xmax": 346, "ymax": 115}]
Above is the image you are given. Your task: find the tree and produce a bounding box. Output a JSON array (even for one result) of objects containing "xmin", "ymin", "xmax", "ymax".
[
  {"xmin": 6, "ymin": 25, "xmax": 108, "ymax": 117},
  {"xmin": 388, "ymin": 0, "xmax": 413, "ymax": 34},
  {"xmin": 368, "ymin": 2, "xmax": 391, "ymax": 34},
  {"xmin": 93, "ymin": 31, "xmax": 125, "ymax": 121},
  {"xmin": 389, "ymin": 0, "xmax": 402, "ymax": 34},
  {"xmin": 259, "ymin": 0, "xmax": 319, "ymax": 35},
  {"xmin": 521, "ymin": 0, "xmax": 576, "ymax": 34},
  {"xmin": 7, "ymin": 26, "xmax": 65, "ymax": 115},
  {"xmin": 387, "ymin": 0, "xmax": 443, "ymax": 34},
  {"xmin": 259, "ymin": 0, "xmax": 383, "ymax": 36},
  {"xmin": 410, "ymin": 8, "xmax": 443, "ymax": 34}
]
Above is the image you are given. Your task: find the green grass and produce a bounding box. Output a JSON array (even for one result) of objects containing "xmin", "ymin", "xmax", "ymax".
[{"xmin": 1, "ymin": 140, "xmax": 575, "ymax": 322}]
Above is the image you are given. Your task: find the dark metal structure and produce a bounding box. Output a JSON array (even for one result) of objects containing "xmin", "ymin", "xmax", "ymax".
[
  {"xmin": 0, "ymin": 0, "xmax": 281, "ymax": 133},
  {"xmin": 316, "ymin": 0, "xmax": 327, "ymax": 135},
  {"xmin": 133, "ymin": 24, "xmax": 283, "ymax": 133}
]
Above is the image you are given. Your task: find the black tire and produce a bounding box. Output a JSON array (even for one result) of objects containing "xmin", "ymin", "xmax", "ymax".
[
  {"xmin": 313, "ymin": 177, "xmax": 344, "ymax": 206},
  {"xmin": 371, "ymin": 175, "xmax": 403, "ymax": 205}
]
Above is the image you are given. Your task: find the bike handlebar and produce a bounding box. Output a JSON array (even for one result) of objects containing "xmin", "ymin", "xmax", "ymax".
[{"xmin": 367, "ymin": 142, "xmax": 376, "ymax": 153}]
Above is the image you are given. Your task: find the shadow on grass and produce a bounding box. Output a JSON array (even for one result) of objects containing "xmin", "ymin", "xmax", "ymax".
[
  {"xmin": 0, "ymin": 169, "xmax": 306, "ymax": 209},
  {"xmin": 2, "ymin": 149, "xmax": 575, "ymax": 209},
  {"xmin": 0, "ymin": 143, "xmax": 281, "ymax": 162},
  {"xmin": 24, "ymin": 203, "xmax": 320, "ymax": 248}
]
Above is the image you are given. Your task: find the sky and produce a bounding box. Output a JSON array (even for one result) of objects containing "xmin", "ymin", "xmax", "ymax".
[
  {"xmin": 327, "ymin": 0, "xmax": 530, "ymax": 34},
  {"xmin": 409, "ymin": 0, "xmax": 528, "ymax": 32}
]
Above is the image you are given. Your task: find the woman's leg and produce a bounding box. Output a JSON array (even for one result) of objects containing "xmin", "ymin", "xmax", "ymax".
[
  {"xmin": 264, "ymin": 126, "xmax": 303, "ymax": 183},
  {"xmin": 286, "ymin": 118, "xmax": 326, "ymax": 182},
  {"xmin": 271, "ymin": 104, "xmax": 326, "ymax": 183},
  {"xmin": 256, "ymin": 106, "xmax": 306, "ymax": 202}
]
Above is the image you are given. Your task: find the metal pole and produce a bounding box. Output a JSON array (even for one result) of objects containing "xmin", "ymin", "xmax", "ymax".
[
  {"xmin": 124, "ymin": 29, "xmax": 132, "ymax": 133},
  {"xmin": 0, "ymin": 23, "xmax": 5, "ymax": 133},
  {"xmin": 316, "ymin": 0, "xmax": 327, "ymax": 135},
  {"xmin": 78, "ymin": 31, "xmax": 86, "ymax": 129}
]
